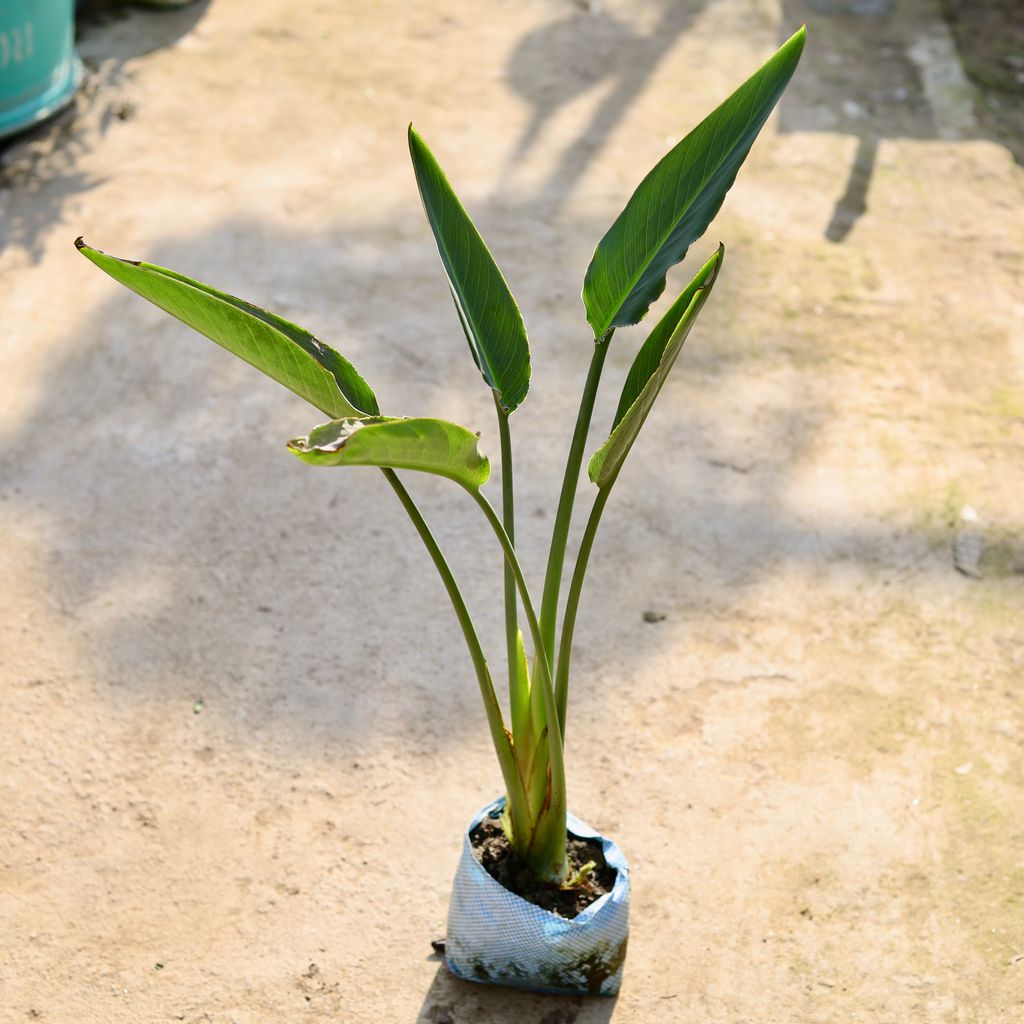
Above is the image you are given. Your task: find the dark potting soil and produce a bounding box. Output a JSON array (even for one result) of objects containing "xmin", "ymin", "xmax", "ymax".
[{"xmin": 469, "ymin": 817, "xmax": 617, "ymax": 919}]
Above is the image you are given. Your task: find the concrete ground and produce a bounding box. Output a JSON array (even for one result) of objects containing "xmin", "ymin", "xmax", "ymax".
[{"xmin": 1, "ymin": 0, "xmax": 1022, "ymax": 1020}]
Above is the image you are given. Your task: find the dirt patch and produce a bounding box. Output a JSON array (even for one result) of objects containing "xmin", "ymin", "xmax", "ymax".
[{"xmin": 469, "ymin": 817, "xmax": 617, "ymax": 919}]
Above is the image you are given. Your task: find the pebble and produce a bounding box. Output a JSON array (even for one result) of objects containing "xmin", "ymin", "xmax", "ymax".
[{"xmin": 953, "ymin": 530, "xmax": 985, "ymax": 578}]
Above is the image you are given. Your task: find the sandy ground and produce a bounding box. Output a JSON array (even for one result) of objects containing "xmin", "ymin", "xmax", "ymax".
[{"xmin": 1, "ymin": 0, "xmax": 1022, "ymax": 1020}]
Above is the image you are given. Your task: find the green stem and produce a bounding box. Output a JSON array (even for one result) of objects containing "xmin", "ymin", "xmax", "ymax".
[
  {"xmin": 538, "ymin": 333, "xmax": 612, "ymax": 735},
  {"xmin": 469, "ymin": 487, "xmax": 568, "ymax": 879},
  {"xmin": 381, "ymin": 469, "xmax": 529, "ymax": 835},
  {"xmin": 554, "ymin": 481, "xmax": 613, "ymax": 731},
  {"xmin": 494, "ymin": 396, "xmax": 526, "ymax": 745}
]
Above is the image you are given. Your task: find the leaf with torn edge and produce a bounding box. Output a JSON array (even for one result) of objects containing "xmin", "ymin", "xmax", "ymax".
[{"xmin": 288, "ymin": 416, "xmax": 490, "ymax": 489}]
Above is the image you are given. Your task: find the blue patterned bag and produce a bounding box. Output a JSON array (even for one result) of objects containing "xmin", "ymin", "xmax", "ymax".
[{"xmin": 445, "ymin": 798, "xmax": 630, "ymax": 995}]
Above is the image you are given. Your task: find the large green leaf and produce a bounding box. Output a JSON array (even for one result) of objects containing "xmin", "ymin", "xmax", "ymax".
[
  {"xmin": 588, "ymin": 245, "xmax": 723, "ymax": 488},
  {"xmin": 582, "ymin": 27, "xmax": 804, "ymax": 339},
  {"xmin": 76, "ymin": 239, "xmax": 379, "ymax": 419},
  {"xmin": 288, "ymin": 416, "xmax": 490, "ymax": 489},
  {"xmin": 408, "ymin": 126, "xmax": 531, "ymax": 414}
]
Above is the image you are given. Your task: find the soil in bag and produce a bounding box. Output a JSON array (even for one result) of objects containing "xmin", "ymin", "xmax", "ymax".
[{"xmin": 469, "ymin": 818, "xmax": 617, "ymax": 919}]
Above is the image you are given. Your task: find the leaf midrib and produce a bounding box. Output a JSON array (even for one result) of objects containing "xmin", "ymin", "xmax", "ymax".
[
  {"xmin": 144, "ymin": 263, "xmax": 369, "ymax": 405},
  {"xmin": 595, "ymin": 73, "xmax": 770, "ymax": 337},
  {"xmin": 88, "ymin": 249, "xmax": 375, "ymax": 416},
  {"xmin": 424, "ymin": 176, "xmax": 506, "ymax": 396}
]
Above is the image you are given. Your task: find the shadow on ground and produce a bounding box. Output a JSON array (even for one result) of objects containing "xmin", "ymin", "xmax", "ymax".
[
  {"xmin": 415, "ymin": 961, "xmax": 616, "ymax": 1024},
  {"xmin": 0, "ymin": 0, "xmax": 209, "ymax": 260},
  {"xmin": 501, "ymin": 0, "xmax": 1022, "ymax": 244},
  {"xmin": 502, "ymin": 0, "xmax": 709, "ymax": 211},
  {"xmin": 3, "ymin": 0, "xmax": 1021, "ymax": 258},
  {"xmin": 0, "ymin": 0, "xmax": 996, "ymax": 798},
  {"xmin": 777, "ymin": 0, "xmax": 1024, "ymax": 240},
  {"xmin": 0, "ymin": 200, "xmax": 950, "ymax": 751}
]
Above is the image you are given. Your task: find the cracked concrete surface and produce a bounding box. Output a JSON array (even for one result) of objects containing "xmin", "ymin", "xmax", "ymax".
[{"xmin": 1, "ymin": 0, "xmax": 1022, "ymax": 1020}]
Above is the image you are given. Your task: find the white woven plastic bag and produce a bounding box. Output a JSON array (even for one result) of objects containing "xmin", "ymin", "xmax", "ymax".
[{"xmin": 445, "ymin": 798, "xmax": 630, "ymax": 995}]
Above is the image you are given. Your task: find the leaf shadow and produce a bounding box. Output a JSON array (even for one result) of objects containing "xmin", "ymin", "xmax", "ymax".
[{"xmin": 500, "ymin": 0, "xmax": 711, "ymax": 211}]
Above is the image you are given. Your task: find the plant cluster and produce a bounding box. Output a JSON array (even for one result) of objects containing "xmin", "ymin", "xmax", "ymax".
[{"xmin": 78, "ymin": 27, "xmax": 805, "ymax": 887}]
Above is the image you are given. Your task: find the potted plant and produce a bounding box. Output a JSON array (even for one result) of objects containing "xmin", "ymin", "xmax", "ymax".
[{"xmin": 76, "ymin": 27, "xmax": 805, "ymax": 996}]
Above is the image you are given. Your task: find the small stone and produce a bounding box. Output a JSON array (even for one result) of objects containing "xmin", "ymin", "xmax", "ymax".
[
  {"xmin": 953, "ymin": 531, "xmax": 985, "ymax": 578},
  {"xmin": 642, "ymin": 610, "xmax": 666, "ymax": 624}
]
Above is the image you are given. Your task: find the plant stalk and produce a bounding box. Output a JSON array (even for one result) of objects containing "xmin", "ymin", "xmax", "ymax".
[
  {"xmin": 554, "ymin": 480, "xmax": 614, "ymax": 731},
  {"xmin": 537, "ymin": 333, "xmax": 612, "ymax": 736},
  {"xmin": 494, "ymin": 395, "xmax": 527, "ymax": 746},
  {"xmin": 469, "ymin": 487, "xmax": 569, "ymax": 880},
  {"xmin": 381, "ymin": 469, "xmax": 530, "ymax": 837}
]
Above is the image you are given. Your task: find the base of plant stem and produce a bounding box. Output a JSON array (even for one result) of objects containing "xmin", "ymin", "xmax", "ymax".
[
  {"xmin": 445, "ymin": 797, "xmax": 630, "ymax": 996},
  {"xmin": 471, "ymin": 815, "xmax": 615, "ymax": 918}
]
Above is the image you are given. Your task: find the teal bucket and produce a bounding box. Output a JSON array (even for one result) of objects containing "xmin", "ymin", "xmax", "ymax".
[{"xmin": 0, "ymin": 1, "xmax": 82, "ymax": 141}]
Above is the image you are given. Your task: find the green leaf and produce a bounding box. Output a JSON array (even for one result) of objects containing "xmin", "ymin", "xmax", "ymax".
[
  {"xmin": 408, "ymin": 126, "xmax": 531, "ymax": 413},
  {"xmin": 582, "ymin": 27, "xmax": 805, "ymax": 339},
  {"xmin": 76, "ymin": 239, "xmax": 379, "ymax": 419},
  {"xmin": 288, "ymin": 416, "xmax": 490, "ymax": 489},
  {"xmin": 588, "ymin": 245, "xmax": 723, "ymax": 488}
]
